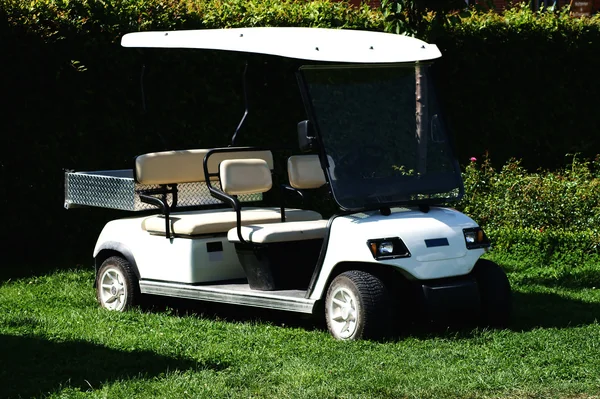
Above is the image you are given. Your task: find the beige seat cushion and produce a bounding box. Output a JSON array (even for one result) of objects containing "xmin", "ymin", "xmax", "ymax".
[
  {"xmin": 287, "ymin": 155, "xmax": 326, "ymax": 189},
  {"xmin": 142, "ymin": 207, "xmax": 323, "ymax": 236},
  {"xmin": 220, "ymin": 159, "xmax": 272, "ymax": 195},
  {"xmin": 135, "ymin": 149, "xmax": 274, "ymax": 185},
  {"xmin": 227, "ymin": 220, "xmax": 328, "ymax": 244}
]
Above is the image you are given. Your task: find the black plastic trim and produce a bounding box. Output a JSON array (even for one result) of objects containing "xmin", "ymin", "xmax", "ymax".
[
  {"xmin": 420, "ymin": 275, "xmax": 480, "ymax": 318},
  {"xmin": 305, "ymin": 216, "xmax": 334, "ymax": 298},
  {"xmin": 94, "ymin": 242, "xmax": 141, "ymax": 282},
  {"xmin": 463, "ymin": 227, "xmax": 491, "ymax": 250},
  {"xmin": 366, "ymin": 237, "xmax": 411, "ymax": 260},
  {"xmin": 206, "ymin": 241, "xmax": 224, "ymax": 252},
  {"xmin": 305, "ymin": 209, "xmax": 365, "ymax": 298},
  {"xmin": 425, "ymin": 238, "xmax": 449, "ymax": 248}
]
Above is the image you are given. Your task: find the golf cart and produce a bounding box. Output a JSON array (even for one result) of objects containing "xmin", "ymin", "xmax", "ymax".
[{"xmin": 64, "ymin": 27, "xmax": 511, "ymax": 340}]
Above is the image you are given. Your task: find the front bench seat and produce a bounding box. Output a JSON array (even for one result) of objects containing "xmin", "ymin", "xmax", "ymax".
[
  {"xmin": 221, "ymin": 156, "xmax": 330, "ymax": 245},
  {"xmin": 227, "ymin": 219, "xmax": 328, "ymax": 244},
  {"xmin": 219, "ymin": 155, "xmax": 330, "ymax": 291}
]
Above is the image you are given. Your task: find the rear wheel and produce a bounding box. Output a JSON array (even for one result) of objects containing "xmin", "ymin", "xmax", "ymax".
[
  {"xmin": 96, "ymin": 256, "xmax": 139, "ymax": 311},
  {"xmin": 473, "ymin": 259, "xmax": 512, "ymax": 328},
  {"xmin": 325, "ymin": 270, "xmax": 389, "ymax": 340}
]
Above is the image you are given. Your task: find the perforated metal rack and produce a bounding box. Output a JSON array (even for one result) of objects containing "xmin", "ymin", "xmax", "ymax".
[{"xmin": 64, "ymin": 170, "xmax": 260, "ymax": 211}]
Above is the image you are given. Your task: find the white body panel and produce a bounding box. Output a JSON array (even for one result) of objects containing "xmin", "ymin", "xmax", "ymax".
[
  {"xmin": 95, "ymin": 207, "xmax": 485, "ymax": 303},
  {"xmin": 94, "ymin": 215, "xmax": 245, "ymax": 283},
  {"xmin": 121, "ymin": 28, "xmax": 441, "ymax": 63},
  {"xmin": 309, "ymin": 207, "xmax": 486, "ymax": 300}
]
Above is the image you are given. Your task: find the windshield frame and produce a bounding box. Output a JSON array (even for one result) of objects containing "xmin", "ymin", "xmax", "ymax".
[{"xmin": 297, "ymin": 63, "xmax": 464, "ymax": 212}]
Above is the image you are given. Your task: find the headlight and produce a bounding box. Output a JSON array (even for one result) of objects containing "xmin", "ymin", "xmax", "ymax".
[
  {"xmin": 379, "ymin": 241, "xmax": 394, "ymax": 255},
  {"xmin": 367, "ymin": 237, "xmax": 410, "ymax": 260},
  {"xmin": 463, "ymin": 227, "xmax": 490, "ymax": 249}
]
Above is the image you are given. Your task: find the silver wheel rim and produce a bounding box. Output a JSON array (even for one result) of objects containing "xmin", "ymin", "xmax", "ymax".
[
  {"xmin": 328, "ymin": 286, "xmax": 359, "ymax": 339},
  {"xmin": 99, "ymin": 267, "xmax": 127, "ymax": 311}
]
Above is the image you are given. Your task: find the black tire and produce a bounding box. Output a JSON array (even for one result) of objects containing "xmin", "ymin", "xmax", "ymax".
[
  {"xmin": 96, "ymin": 256, "xmax": 140, "ymax": 311},
  {"xmin": 324, "ymin": 270, "xmax": 389, "ymax": 340},
  {"xmin": 472, "ymin": 259, "xmax": 512, "ymax": 328}
]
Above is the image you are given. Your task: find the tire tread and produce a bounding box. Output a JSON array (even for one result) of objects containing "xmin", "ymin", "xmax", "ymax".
[
  {"xmin": 473, "ymin": 259, "xmax": 512, "ymax": 328},
  {"xmin": 96, "ymin": 255, "xmax": 140, "ymax": 311},
  {"xmin": 326, "ymin": 270, "xmax": 389, "ymax": 340}
]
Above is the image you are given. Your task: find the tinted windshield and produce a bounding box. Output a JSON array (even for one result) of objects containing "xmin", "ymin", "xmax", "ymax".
[{"xmin": 300, "ymin": 65, "xmax": 462, "ymax": 210}]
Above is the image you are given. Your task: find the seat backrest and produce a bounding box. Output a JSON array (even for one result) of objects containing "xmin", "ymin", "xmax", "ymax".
[
  {"xmin": 135, "ymin": 148, "xmax": 273, "ymax": 185},
  {"xmin": 287, "ymin": 155, "xmax": 329, "ymax": 189},
  {"xmin": 220, "ymin": 159, "xmax": 273, "ymax": 195}
]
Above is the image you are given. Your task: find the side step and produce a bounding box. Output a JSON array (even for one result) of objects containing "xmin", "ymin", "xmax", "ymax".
[{"xmin": 139, "ymin": 280, "xmax": 316, "ymax": 314}]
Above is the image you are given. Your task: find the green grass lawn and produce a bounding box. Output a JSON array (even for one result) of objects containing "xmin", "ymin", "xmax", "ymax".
[{"xmin": 1, "ymin": 255, "xmax": 599, "ymax": 399}]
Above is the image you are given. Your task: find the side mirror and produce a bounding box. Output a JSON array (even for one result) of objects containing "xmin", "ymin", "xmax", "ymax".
[{"xmin": 297, "ymin": 120, "xmax": 317, "ymax": 152}]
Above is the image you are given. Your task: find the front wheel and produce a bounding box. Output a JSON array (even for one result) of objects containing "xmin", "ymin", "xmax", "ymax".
[
  {"xmin": 96, "ymin": 256, "xmax": 140, "ymax": 311},
  {"xmin": 473, "ymin": 259, "xmax": 512, "ymax": 328},
  {"xmin": 325, "ymin": 270, "xmax": 389, "ymax": 340}
]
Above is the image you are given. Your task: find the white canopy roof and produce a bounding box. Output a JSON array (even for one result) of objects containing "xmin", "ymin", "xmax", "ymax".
[{"xmin": 121, "ymin": 27, "xmax": 441, "ymax": 63}]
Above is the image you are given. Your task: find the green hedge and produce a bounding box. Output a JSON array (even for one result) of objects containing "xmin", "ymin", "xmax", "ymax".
[
  {"xmin": 458, "ymin": 154, "xmax": 600, "ymax": 231},
  {"xmin": 458, "ymin": 155, "xmax": 600, "ymax": 281},
  {"xmin": 433, "ymin": 4, "xmax": 600, "ymax": 169},
  {"xmin": 488, "ymin": 227, "xmax": 600, "ymax": 264},
  {"xmin": 2, "ymin": 0, "xmax": 600, "ymax": 267},
  {"xmin": 485, "ymin": 227, "xmax": 600, "ymax": 288}
]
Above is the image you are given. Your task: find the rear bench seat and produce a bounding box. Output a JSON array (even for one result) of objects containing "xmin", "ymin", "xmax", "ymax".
[{"xmin": 135, "ymin": 148, "xmax": 323, "ymax": 237}]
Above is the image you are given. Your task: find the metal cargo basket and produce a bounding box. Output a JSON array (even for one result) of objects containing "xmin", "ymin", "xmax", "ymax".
[{"xmin": 64, "ymin": 169, "xmax": 260, "ymax": 211}]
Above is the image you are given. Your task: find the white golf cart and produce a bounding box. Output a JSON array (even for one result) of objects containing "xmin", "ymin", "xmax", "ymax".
[{"xmin": 64, "ymin": 27, "xmax": 511, "ymax": 340}]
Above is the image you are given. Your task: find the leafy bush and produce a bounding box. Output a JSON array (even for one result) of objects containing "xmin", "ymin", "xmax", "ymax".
[
  {"xmin": 458, "ymin": 154, "xmax": 600, "ymax": 232},
  {"xmin": 484, "ymin": 227, "xmax": 600, "ymax": 288},
  {"xmin": 458, "ymin": 154, "xmax": 600, "ymax": 271},
  {"xmin": 488, "ymin": 227, "xmax": 600, "ymax": 262}
]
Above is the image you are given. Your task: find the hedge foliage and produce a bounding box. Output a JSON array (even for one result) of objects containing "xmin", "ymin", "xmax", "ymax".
[
  {"xmin": 459, "ymin": 154, "xmax": 600, "ymax": 232},
  {"xmin": 1, "ymin": 0, "xmax": 600, "ymax": 265},
  {"xmin": 458, "ymin": 154, "xmax": 600, "ymax": 270},
  {"xmin": 433, "ymin": 4, "xmax": 600, "ymax": 169},
  {"xmin": 485, "ymin": 227, "xmax": 600, "ymax": 288},
  {"xmin": 488, "ymin": 227, "xmax": 600, "ymax": 265}
]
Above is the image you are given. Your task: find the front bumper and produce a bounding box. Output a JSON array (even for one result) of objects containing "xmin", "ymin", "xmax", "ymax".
[{"xmin": 417, "ymin": 276, "xmax": 481, "ymax": 321}]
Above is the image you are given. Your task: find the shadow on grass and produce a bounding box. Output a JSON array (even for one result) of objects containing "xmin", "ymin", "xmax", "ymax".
[
  {"xmin": 394, "ymin": 289, "xmax": 600, "ymax": 341},
  {"xmin": 143, "ymin": 295, "xmax": 325, "ymax": 332},
  {"xmin": 142, "ymin": 287, "xmax": 600, "ymax": 341},
  {"xmin": 509, "ymin": 290, "xmax": 600, "ymax": 330},
  {"xmin": 514, "ymin": 269, "xmax": 600, "ymax": 290},
  {"xmin": 0, "ymin": 334, "xmax": 226, "ymax": 399}
]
